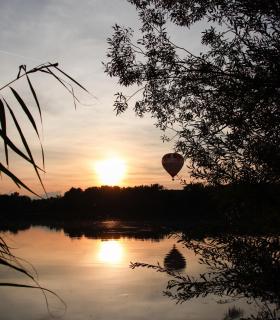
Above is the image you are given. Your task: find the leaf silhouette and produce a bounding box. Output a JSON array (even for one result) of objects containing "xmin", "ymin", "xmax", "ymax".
[
  {"xmin": 54, "ymin": 64, "xmax": 89, "ymax": 93},
  {"xmin": 0, "ymin": 99, "xmax": 8, "ymax": 165},
  {"xmin": 0, "ymin": 163, "xmax": 40, "ymax": 197},
  {"xmin": 25, "ymin": 71, "xmax": 42, "ymax": 124},
  {"xmin": 10, "ymin": 87, "xmax": 40, "ymax": 137},
  {"xmin": 0, "ymin": 62, "xmax": 90, "ymax": 195},
  {"xmin": 4, "ymin": 99, "xmax": 46, "ymax": 194},
  {"xmin": 44, "ymin": 67, "xmax": 80, "ymax": 104},
  {"xmin": 0, "ymin": 129, "xmax": 43, "ymax": 171}
]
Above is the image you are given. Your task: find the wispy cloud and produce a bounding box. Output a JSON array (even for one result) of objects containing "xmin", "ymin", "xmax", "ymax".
[{"xmin": 0, "ymin": 0, "xmax": 194, "ymax": 195}]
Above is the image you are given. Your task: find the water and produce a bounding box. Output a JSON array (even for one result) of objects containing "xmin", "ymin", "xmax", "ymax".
[{"xmin": 0, "ymin": 224, "xmax": 274, "ymax": 320}]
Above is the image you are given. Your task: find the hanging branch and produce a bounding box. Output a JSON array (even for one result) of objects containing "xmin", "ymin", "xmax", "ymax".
[{"xmin": 0, "ymin": 62, "xmax": 90, "ymax": 197}]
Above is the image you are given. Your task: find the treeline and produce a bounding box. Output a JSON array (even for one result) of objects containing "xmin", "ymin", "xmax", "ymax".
[{"xmin": 1, "ymin": 183, "xmax": 280, "ymax": 231}]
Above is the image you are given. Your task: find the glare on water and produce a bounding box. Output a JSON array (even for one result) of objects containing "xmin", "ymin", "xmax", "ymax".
[{"xmin": 97, "ymin": 240, "xmax": 124, "ymax": 264}]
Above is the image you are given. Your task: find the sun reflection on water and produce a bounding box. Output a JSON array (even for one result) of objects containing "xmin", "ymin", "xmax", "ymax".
[{"xmin": 98, "ymin": 240, "xmax": 124, "ymax": 264}]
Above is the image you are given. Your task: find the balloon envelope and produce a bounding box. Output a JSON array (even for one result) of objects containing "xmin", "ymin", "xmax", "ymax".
[{"xmin": 162, "ymin": 153, "xmax": 184, "ymax": 178}]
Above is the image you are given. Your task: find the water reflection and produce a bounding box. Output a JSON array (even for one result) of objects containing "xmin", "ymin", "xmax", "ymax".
[
  {"xmin": 0, "ymin": 220, "xmax": 171, "ymax": 241},
  {"xmin": 1, "ymin": 224, "xmax": 280, "ymax": 320},
  {"xmin": 223, "ymin": 306, "xmax": 244, "ymax": 320},
  {"xmin": 132, "ymin": 235, "xmax": 280, "ymax": 320},
  {"xmin": 164, "ymin": 245, "xmax": 186, "ymax": 271},
  {"xmin": 98, "ymin": 240, "xmax": 124, "ymax": 264}
]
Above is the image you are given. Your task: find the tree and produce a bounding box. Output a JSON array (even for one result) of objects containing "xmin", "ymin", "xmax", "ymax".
[
  {"xmin": 131, "ymin": 235, "xmax": 280, "ymax": 319},
  {"xmin": 0, "ymin": 62, "xmax": 88, "ymax": 196},
  {"xmin": 105, "ymin": 0, "xmax": 280, "ymax": 185}
]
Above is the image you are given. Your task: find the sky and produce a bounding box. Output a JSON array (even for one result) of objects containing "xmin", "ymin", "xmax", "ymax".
[{"xmin": 0, "ymin": 0, "xmax": 203, "ymax": 196}]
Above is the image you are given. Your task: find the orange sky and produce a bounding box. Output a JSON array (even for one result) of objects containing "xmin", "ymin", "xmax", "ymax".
[{"xmin": 0, "ymin": 0, "xmax": 202, "ymax": 196}]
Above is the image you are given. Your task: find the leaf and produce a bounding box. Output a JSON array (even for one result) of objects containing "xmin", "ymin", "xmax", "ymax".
[
  {"xmin": 54, "ymin": 64, "xmax": 89, "ymax": 93},
  {"xmin": 0, "ymin": 257, "xmax": 35, "ymax": 280},
  {"xmin": 44, "ymin": 67, "xmax": 80, "ymax": 104},
  {"xmin": 4, "ymin": 99, "xmax": 46, "ymax": 194},
  {"xmin": 16, "ymin": 65, "xmax": 26, "ymax": 79},
  {"xmin": 71, "ymin": 87, "xmax": 77, "ymax": 110},
  {"xmin": 10, "ymin": 87, "xmax": 40, "ymax": 138},
  {"xmin": 0, "ymin": 99, "xmax": 8, "ymax": 165},
  {"xmin": 0, "ymin": 130, "xmax": 43, "ymax": 171},
  {"xmin": 0, "ymin": 282, "xmax": 66, "ymax": 313},
  {"xmin": 17, "ymin": 73, "xmax": 45, "ymax": 168},
  {"xmin": 24, "ymin": 71, "xmax": 45, "ymax": 168},
  {"xmin": 9, "ymin": 87, "xmax": 45, "ymax": 169},
  {"xmin": 25, "ymin": 72, "xmax": 42, "ymax": 124},
  {"xmin": 0, "ymin": 163, "xmax": 40, "ymax": 197}
]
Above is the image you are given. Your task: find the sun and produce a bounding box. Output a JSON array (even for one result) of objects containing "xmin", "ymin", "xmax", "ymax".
[{"xmin": 94, "ymin": 157, "xmax": 126, "ymax": 185}]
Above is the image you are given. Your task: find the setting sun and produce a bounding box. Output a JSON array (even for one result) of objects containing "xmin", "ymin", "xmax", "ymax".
[{"xmin": 94, "ymin": 157, "xmax": 126, "ymax": 185}]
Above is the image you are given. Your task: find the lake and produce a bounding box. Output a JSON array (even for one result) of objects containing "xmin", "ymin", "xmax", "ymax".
[{"xmin": 0, "ymin": 221, "xmax": 277, "ymax": 320}]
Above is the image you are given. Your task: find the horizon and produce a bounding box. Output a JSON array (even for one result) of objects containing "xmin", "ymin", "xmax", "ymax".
[
  {"xmin": 0, "ymin": 0, "xmax": 201, "ymax": 196},
  {"xmin": 1, "ymin": 182, "xmax": 186, "ymax": 198}
]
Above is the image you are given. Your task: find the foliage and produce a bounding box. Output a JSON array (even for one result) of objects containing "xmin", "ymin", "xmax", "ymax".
[
  {"xmin": 105, "ymin": 0, "xmax": 280, "ymax": 184},
  {"xmin": 1, "ymin": 184, "xmax": 280, "ymax": 231},
  {"xmin": 131, "ymin": 235, "xmax": 280, "ymax": 303},
  {"xmin": 0, "ymin": 62, "xmax": 88, "ymax": 196}
]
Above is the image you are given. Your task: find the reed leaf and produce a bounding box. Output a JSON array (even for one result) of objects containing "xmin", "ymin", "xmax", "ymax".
[
  {"xmin": 0, "ymin": 62, "xmax": 90, "ymax": 195},
  {"xmin": 10, "ymin": 87, "xmax": 40, "ymax": 138},
  {"xmin": 0, "ymin": 257, "xmax": 35, "ymax": 280},
  {"xmin": 0, "ymin": 236, "xmax": 66, "ymax": 316},
  {"xmin": 0, "ymin": 128, "xmax": 43, "ymax": 171},
  {"xmin": 24, "ymin": 69, "xmax": 45, "ymax": 168},
  {"xmin": 4, "ymin": 99, "xmax": 46, "ymax": 194},
  {"xmin": 0, "ymin": 99, "xmax": 8, "ymax": 166},
  {"xmin": 45, "ymin": 67, "xmax": 80, "ymax": 103},
  {"xmin": 25, "ymin": 72, "xmax": 42, "ymax": 124},
  {"xmin": 0, "ymin": 163, "xmax": 40, "ymax": 197},
  {"xmin": 54, "ymin": 64, "xmax": 89, "ymax": 93}
]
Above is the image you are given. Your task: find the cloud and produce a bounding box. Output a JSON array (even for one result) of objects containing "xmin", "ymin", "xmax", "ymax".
[{"xmin": 0, "ymin": 0, "xmax": 195, "ymax": 195}]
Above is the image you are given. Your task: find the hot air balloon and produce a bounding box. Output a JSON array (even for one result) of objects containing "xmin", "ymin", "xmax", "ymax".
[{"xmin": 162, "ymin": 153, "xmax": 184, "ymax": 180}]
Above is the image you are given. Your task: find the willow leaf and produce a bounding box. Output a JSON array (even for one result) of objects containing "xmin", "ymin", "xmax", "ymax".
[
  {"xmin": 0, "ymin": 282, "xmax": 66, "ymax": 311},
  {"xmin": 0, "ymin": 163, "xmax": 40, "ymax": 197},
  {"xmin": 0, "ymin": 257, "xmax": 35, "ymax": 280},
  {"xmin": 10, "ymin": 86, "xmax": 45, "ymax": 169},
  {"xmin": 0, "ymin": 99, "xmax": 8, "ymax": 165},
  {"xmin": 71, "ymin": 87, "xmax": 77, "ymax": 110},
  {"xmin": 45, "ymin": 67, "xmax": 80, "ymax": 103},
  {"xmin": 10, "ymin": 87, "xmax": 40, "ymax": 138},
  {"xmin": 0, "ymin": 283, "xmax": 57, "ymax": 295},
  {"xmin": 16, "ymin": 65, "xmax": 26, "ymax": 79},
  {"xmin": 0, "ymin": 129, "xmax": 43, "ymax": 171},
  {"xmin": 4, "ymin": 99, "xmax": 46, "ymax": 194},
  {"xmin": 25, "ymin": 73, "xmax": 42, "ymax": 124},
  {"xmin": 14, "ymin": 76, "xmax": 45, "ymax": 168},
  {"xmin": 54, "ymin": 65, "xmax": 89, "ymax": 93},
  {"xmin": 24, "ymin": 70, "xmax": 45, "ymax": 168}
]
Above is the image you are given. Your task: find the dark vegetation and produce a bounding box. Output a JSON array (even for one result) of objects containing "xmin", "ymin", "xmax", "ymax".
[
  {"xmin": 1, "ymin": 183, "xmax": 280, "ymax": 234},
  {"xmin": 105, "ymin": 0, "xmax": 280, "ymax": 185},
  {"xmin": 1, "ymin": 2, "xmax": 280, "ymax": 317},
  {"xmin": 0, "ymin": 62, "xmax": 89, "ymax": 196},
  {"xmin": 0, "ymin": 62, "xmax": 89, "ymax": 303},
  {"xmin": 131, "ymin": 235, "xmax": 280, "ymax": 320}
]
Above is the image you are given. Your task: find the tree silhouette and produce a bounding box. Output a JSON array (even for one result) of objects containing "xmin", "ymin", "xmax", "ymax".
[
  {"xmin": 105, "ymin": 0, "xmax": 280, "ymax": 185},
  {"xmin": 131, "ymin": 235, "xmax": 280, "ymax": 308}
]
